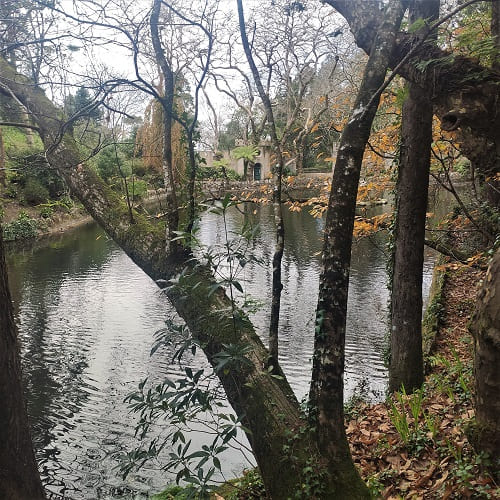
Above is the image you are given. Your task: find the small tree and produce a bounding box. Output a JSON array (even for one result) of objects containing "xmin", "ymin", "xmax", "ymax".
[{"xmin": 232, "ymin": 144, "xmax": 259, "ymax": 181}]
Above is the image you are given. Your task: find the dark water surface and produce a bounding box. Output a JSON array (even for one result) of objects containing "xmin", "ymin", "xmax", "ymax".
[{"xmin": 7, "ymin": 204, "xmax": 435, "ymax": 498}]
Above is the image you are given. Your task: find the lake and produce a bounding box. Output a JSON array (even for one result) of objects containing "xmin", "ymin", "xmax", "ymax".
[{"xmin": 6, "ymin": 202, "xmax": 436, "ymax": 498}]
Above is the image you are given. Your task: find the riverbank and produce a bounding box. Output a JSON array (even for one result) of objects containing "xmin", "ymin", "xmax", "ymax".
[
  {"xmin": 1, "ymin": 198, "xmax": 92, "ymax": 242},
  {"xmin": 1, "ymin": 177, "xmax": 389, "ymax": 244},
  {"xmin": 346, "ymin": 263, "xmax": 497, "ymax": 499}
]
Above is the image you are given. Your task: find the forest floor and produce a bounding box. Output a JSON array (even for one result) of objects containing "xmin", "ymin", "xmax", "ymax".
[{"xmin": 346, "ymin": 264, "xmax": 499, "ymax": 499}]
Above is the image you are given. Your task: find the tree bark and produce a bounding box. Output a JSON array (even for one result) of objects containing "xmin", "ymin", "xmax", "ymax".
[
  {"xmin": 150, "ymin": 0, "xmax": 179, "ymax": 250},
  {"xmin": 0, "ymin": 226, "xmax": 46, "ymax": 499},
  {"xmin": 389, "ymin": 0, "xmax": 439, "ymax": 394},
  {"xmin": 308, "ymin": 1, "xmax": 406, "ymax": 495},
  {"xmin": 491, "ymin": 0, "xmax": 500, "ymax": 72},
  {"xmin": 469, "ymin": 247, "xmax": 500, "ymax": 472}
]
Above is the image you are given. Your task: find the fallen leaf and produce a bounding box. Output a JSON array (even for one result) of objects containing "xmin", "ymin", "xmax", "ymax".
[{"xmin": 413, "ymin": 464, "xmax": 437, "ymax": 488}]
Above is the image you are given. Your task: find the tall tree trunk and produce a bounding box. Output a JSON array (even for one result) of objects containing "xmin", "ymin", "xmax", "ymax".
[
  {"xmin": 489, "ymin": 0, "xmax": 500, "ymax": 207},
  {"xmin": 237, "ymin": 0, "xmax": 284, "ymax": 366},
  {"xmin": 492, "ymin": 0, "xmax": 500, "ymax": 72},
  {"xmin": 0, "ymin": 226, "xmax": 46, "ymax": 500},
  {"xmin": 469, "ymin": 247, "xmax": 500, "ymax": 473},
  {"xmin": 309, "ymin": 0, "xmax": 406, "ymax": 493},
  {"xmin": 389, "ymin": 0, "xmax": 439, "ymax": 393},
  {"xmin": 186, "ymin": 129, "xmax": 198, "ymax": 233},
  {"xmin": 295, "ymin": 141, "xmax": 305, "ymax": 175},
  {"xmin": 150, "ymin": 0, "xmax": 179, "ymax": 250}
]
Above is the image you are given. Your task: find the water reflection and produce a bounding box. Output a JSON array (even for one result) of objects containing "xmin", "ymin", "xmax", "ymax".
[
  {"xmin": 7, "ymin": 204, "xmax": 435, "ymax": 497},
  {"xmin": 197, "ymin": 204, "xmax": 411, "ymax": 401}
]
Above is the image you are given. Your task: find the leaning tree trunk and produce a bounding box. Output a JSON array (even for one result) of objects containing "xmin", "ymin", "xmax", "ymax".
[
  {"xmin": 0, "ymin": 54, "xmax": 369, "ymax": 499},
  {"xmin": 0, "ymin": 226, "xmax": 46, "ymax": 500},
  {"xmin": 469, "ymin": 247, "xmax": 500, "ymax": 473},
  {"xmin": 389, "ymin": 0, "xmax": 439, "ymax": 394},
  {"xmin": 309, "ymin": 1, "xmax": 406, "ymax": 495}
]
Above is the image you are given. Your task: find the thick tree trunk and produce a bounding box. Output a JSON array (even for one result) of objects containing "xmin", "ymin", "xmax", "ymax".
[
  {"xmin": 308, "ymin": 1, "xmax": 406, "ymax": 496},
  {"xmin": 469, "ymin": 247, "xmax": 500, "ymax": 473},
  {"xmin": 389, "ymin": 0, "xmax": 439, "ymax": 394},
  {"xmin": 0, "ymin": 55, "xmax": 367, "ymax": 499},
  {"xmin": 0, "ymin": 226, "xmax": 46, "ymax": 500}
]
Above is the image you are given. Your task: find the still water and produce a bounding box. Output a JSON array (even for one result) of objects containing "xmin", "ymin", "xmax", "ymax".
[{"xmin": 6, "ymin": 203, "xmax": 435, "ymax": 498}]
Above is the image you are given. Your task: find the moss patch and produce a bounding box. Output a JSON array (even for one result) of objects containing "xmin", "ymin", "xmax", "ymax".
[{"xmin": 422, "ymin": 257, "xmax": 447, "ymax": 363}]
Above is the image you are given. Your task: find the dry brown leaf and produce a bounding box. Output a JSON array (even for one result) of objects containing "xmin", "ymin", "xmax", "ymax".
[
  {"xmin": 346, "ymin": 421, "xmax": 356, "ymax": 434},
  {"xmin": 430, "ymin": 404, "xmax": 445, "ymax": 410},
  {"xmin": 442, "ymin": 484, "xmax": 454, "ymax": 500},
  {"xmin": 433, "ymin": 471, "xmax": 449, "ymax": 490},
  {"xmin": 401, "ymin": 459, "xmax": 412, "ymax": 471},
  {"xmin": 385, "ymin": 455, "xmax": 402, "ymax": 469},
  {"xmin": 413, "ymin": 464, "xmax": 437, "ymax": 488}
]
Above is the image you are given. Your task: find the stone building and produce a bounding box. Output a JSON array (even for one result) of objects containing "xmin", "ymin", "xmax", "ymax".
[{"xmin": 199, "ymin": 140, "xmax": 274, "ymax": 181}]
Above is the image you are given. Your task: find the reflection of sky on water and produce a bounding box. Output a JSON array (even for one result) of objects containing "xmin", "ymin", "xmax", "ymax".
[
  {"xmin": 7, "ymin": 204, "xmax": 436, "ymax": 497},
  {"xmin": 197, "ymin": 203, "xmax": 435, "ymax": 403}
]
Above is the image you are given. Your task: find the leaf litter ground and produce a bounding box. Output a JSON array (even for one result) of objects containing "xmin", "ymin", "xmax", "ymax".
[{"xmin": 347, "ymin": 265, "xmax": 499, "ymax": 499}]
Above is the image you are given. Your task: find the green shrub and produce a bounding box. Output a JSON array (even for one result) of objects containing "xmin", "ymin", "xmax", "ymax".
[
  {"xmin": 129, "ymin": 178, "xmax": 148, "ymax": 199},
  {"xmin": 132, "ymin": 160, "xmax": 147, "ymax": 177},
  {"xmin": 23, "ymin": 178, "xmax": 49, "ymax": 205},
  {"xmin": 38, "ymin": 204, "xmax": 54, "ymax": 219},
  {"xmin": 9, "ymin": 151, "xmax": 66, "ymax": 199},
  {"xmin": 3, "ymin": 211, "xmax": 38, "ymax": 241},
  {"xmin": 152, "ymin": 485, "xmax": 191, "ymax": 499},
  {"xmin": 197, "ymin": 166, "xmax": 241, "ymax": 181}
]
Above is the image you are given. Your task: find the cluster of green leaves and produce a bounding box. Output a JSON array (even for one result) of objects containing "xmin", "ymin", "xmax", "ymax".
[
  {"xmin": 6, "ymin": 149, "xmax": 66, "ymax": 204},
  {"xmin": 93, "ymin": 143, "xmax": 152, "ymax": 202},
  {"xmin": 2, "ymin": 211, "xmax": 39, "ymax": 241},
  {"xmin": 429, "ymin": 346, "xmax": 473, "ymax": 405},
  {"xmin": 216, "ymin": 469, "xmax": 266, "ymax": 499},
  {"xmin": 122, "ymin": 196, "xmax": 263, "ymax": 495},
  {"xmin": 36, "ymin": 197, "xmax": 74, "ymax": 218},
  {"xmin": 388, "ymin": 386, "xmax": 435, "ymax": 454}
]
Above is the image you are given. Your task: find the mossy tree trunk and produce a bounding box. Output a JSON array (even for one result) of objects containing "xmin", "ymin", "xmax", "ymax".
[
  {"xmin": 389, "ymin": 0, "xmax": 439, "ymax": 394},
  {"xmin": 309, "ymin": 1, "xmax": 406, "ymax": 495},
  {"xmin": 0, "ymin": 226, "xmax": 46, "ymax": 500},
  {"xmin": 469, "ymin": 247, "xmax": 500, "ymax": 472}
]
